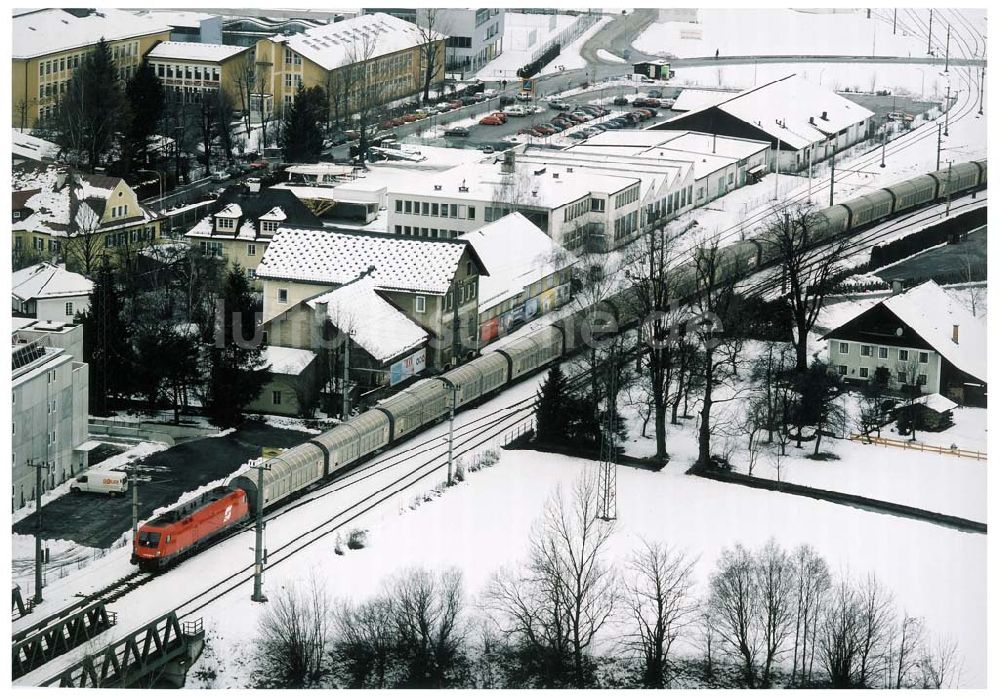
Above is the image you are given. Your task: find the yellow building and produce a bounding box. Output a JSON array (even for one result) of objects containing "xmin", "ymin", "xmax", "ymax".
[
  {"xmin": 146, "ymin": 41, "xmax": 251, "ymax": 106},
  {"xmin": 252, "ymin": 12, "xmax": 445, "ymax": 120},
  {"xmin": 12, "ymin": 163, "xmax": 164, "ymax": 272},
  {"xmin": 12, "ymin": 8, "xmax": 172, "ymax": 128}
]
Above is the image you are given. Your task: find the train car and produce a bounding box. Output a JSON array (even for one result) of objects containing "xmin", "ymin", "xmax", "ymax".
[
  {"xmin": 131, "ymin": 486, "xmax": 250, "ymax": 571},
  {"xmin": 929, "ymin": 161, "xmax": 984, "ymax": 199},
  {"xmin": 972, "ymin": 158, "xmax": 987, "ymax": 185},
  {"xmin": 717, "ymin": 239, "xmax": 761, "ymax": 283},
  {"xmin": 842, "ymin": 189, "xmax": 894, "ymax": 229},
  {"xmin": 229, "ymin": 442, "xmax": 325, "ymax": 512},
  {"xmin": 808, "ymin": 205, "xmax": 851, "ymax": 245},
  {"xmin": 437, "ymin": 352, "xmax": 510, "ymax": 407},
  {"xmin": 884, "ymin": 175, "xmax": 938, "ymax": 215},
  {"xmin": 375, "ymin": 378, "xmax": 450, "ymax": 441},
  {"xmin": 496, "ymin": 325, "xmax": 564, "ymax": 380},
  {"xmin": 311, "ymin": 409, "xmax": 391, "ymax": 474}
]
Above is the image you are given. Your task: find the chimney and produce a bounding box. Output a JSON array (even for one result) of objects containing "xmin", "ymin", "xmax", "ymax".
[
  {"xmin": 501, "ymin": 150, "xmax": 516, "ymax": 174},
  {"xmin": 55, "ymin": 170, "xmax": 67, "ymax": 190},
  {"xmin": 952, "ymin": 324, "xmax": 959, "ymax": 344},
  {"xmin": 553, "ymin": 172, "xmax": 559, "ymax": 179},
  {"xmin": 821, "ymin": 111, "xmax": 828, "ymax": 120},
  {"xmin": 809, "ymin": 116, "xmax": 815, "ymax": 125},
  {"xmin": 891, "ymin": 279, "xmax": 903, "ymax": 295}
]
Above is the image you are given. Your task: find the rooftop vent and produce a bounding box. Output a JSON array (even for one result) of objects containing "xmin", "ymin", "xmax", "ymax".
[
  {"xmin": 567, "ymin": 167, "xmax": 574, "ymax": 173},
  {"xmin": 821, "ymin": 111, "xmax": 829, "ymax": 120},
  {"xmin": 433, "ymin": 184, "xmax": 442, "ymax": 190},
  {"xmin": 553, "ymin": 172, "xmax": 559, "ymax": 179},
  {"xmin": 809, "ymin": 116, "xmax": 815, "ymax": 125}
]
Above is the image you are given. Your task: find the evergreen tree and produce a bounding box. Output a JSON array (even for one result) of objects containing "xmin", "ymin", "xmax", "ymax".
[
  {"xmin": 81, "ymin": 262, "xmax": 134, "ymax": 414},
  {"xmin": 123, "ymin": 59, "xmax": 165, "ymax": 174},
  {"xmin": 280, "ymin": 85, "xmax": 327, "ymax": 163},
  {"xmin": 52, "ymin": 39, "xmax": 126, "ymax": 171},
  {"xmin": 535, "ymin": 365, "xmax": 571, "ymax": 444},
  {"xmin": 204, "ymin": 265, "xmax": 269, "ymax": 426},
  {"xmin": 133, "ymin": 324, "xmax": 201, "ymax": 422}
]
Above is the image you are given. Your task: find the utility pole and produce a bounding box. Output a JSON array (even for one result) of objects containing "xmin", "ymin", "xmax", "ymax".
[
  {"xmin": 445, "ymin": 383, "xmax": 456, "ymax": 486},
  {"xmin": 29, "ymin": 460, "xmax": 50, "ymax": 605},
  {"xmin": 250, "ymin": 458, "xmax": 270, "ymax": 603},
  {"xmin": 773, "ymin": 136, "xmax": 781, "ymax": 201},
  {"xmin": 597, "ymin": 342, "xmax": 618, "ymax": 522},
  {"xmin": 807, "ymin": 144, "xmax": 813, "ymax": 202},
  {"xmin": 944, "ymin": 84, "xmax": 951, "ymax": 136},
  {"xmin": 927, "ymin": 10, "xmax": 933, "ymax": 55},
  {"xmin": 880, "ymin": 124, "xmax": 887, "ymax": 168},
  {"xmin": 829, "ymin": 153, "xmax": 835, "ymax": 207},
  {"xmin": 131, "ymin": 459, "xmax": 139, "ymax": 540},
  {"xmin": 893, "ymin": 9, "xmax": 897, "ymax": 34},
  {"xmin": 979, "ymin": 66, "xmax": 985, "ymax": 115},
  {"xmin": 944, "ymin": 24, "xmax": 951, "ymax": 73},
  {"xmin": 341, "ymin": 331, "xmax": 351, "ymax": 420},
  {"xmin": 936, "ymin": 123, "xmax": 942, "ymax": 170}
]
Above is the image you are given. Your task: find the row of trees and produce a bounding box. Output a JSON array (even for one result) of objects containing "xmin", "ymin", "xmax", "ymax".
[
  {"xmin": 80, "ymin": 252, "xmax": 269, "ymax": 426},
  {"xmin": 254, "ymin": 475, "xmax": 961, "ymax": 689}
]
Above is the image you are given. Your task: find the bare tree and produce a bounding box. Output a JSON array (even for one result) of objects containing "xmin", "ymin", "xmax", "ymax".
[
  {"xmin": 709, "ymin": 543, "xmax": 761, "ymax": 686},
  {"xmin": 918, "ymin": 635, "xmax": 961, "ymax": 688},
  {"xmin": 761, "ymin": 204, "xmax": 849, "ymax": 371},
  {"xmin": 64, "ymin": 182, "xmax": 106, "ymax": 275},
  {"xmin": 856, "ymin": 575, "xmax": 895, "ymax": 687},
  {"xmin": 883, "ymin": 612, "xmax": 923, "ymax": 688},
  {"xmin": 256, "ymin": 575, "xmax": 332, "ymax": 686},
  {"xmin": 414, "ymin": 10, "xmax": 447, "ymax": 104},
  {"xmin": 756, "ymin": 539, "xmax": 797, "ymax": 685},
  {"xmin": 790, "ymin": 544, "xmax": 831, "ymax": 686},
  {"xmin": 487, "ymin": 473, "xmax": 618, "ymax": 686},
  {"xmin": 696, "ymin": 607, "xmax": 719, "ymax": 682},
  {"xmin": 233, "ymin": 50, "xmax": 259, "ymax": 140},
  {"xmin": 391, "ymin": 567, "xmax": 466, "ymax": 687},
  {"xmin": 818, "ymin": 579, "xmax": 862, "ymax": 687},
  {"xmin": 623, "ymin": 539, "xmax": 697, "ymax": 687},
  {"xmin": 333, "ymin": 595, "xmax": 395, "ymax": 688},
  {"xmin": 343, "ymin": 35, "xmax": 389, "ymax": 164}
]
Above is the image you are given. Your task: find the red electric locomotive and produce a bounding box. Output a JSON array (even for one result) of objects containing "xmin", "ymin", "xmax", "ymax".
[{"xmin": 131, "ymin": 486, "xmax": 250, "ymax": 571}]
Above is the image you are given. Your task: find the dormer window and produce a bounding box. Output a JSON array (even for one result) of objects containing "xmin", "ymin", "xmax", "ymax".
[
  {"xmin": 260, "ymin": 220, "xmax": 280, "ymax": 235},
  {"xmin": 216, "ymin": 217, "xmax": 236, "ymax": 231}
]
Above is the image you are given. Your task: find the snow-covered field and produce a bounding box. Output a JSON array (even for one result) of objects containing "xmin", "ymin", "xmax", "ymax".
[{"xmin": 632, "ymin": 8, "xmax": 963, "ymax": 59}]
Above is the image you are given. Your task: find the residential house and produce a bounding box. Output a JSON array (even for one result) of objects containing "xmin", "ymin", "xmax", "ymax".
[
  {"xmin": 12, "ymin": 8, "xmax": 172, "ymax": 128},
  {"xmin": 13, "ymin": 162, "xmax": 165, "ymax": 269},
  {"xmin": 654, "ymin": 74, "xmax": 874, "ymax": 173},
  {"xmin": 12, "ymin": 129, "xmax": 60, "ymax": 166},
  {"xmin": 256, "ymin": 226, "xmax": 487, "ymax": 369},
  {"xmin": 823, "ymin": 281, "xmax": 986, "ymax": 405},
  {"xmin": 247, "ymin": 346, "xmax": 319, "ymax": 417},
  {"xmin": 184, "ymin": 181, "xmax": 323, "ymax": 283},
  {"xmin": 12, "ymin": 263, "xmax": 93, "ymax": 322}
]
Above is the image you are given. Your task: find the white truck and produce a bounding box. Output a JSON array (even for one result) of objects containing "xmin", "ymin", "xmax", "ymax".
[
  {"xmin": 503, "ymin": 105, "xmax": 530, "ymax": 117},
  {"xmin": 70, "ymin": 471, "xmax": 128, "ymax": 496}
]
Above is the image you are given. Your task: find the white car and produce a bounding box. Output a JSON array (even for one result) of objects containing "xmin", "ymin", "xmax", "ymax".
[
  {"xmin": 70, "ymin": 471, "xmax": 128, "ymax": 496},
  {"xmin": 211, "ymin": 170, "xmax": 230, "ymax": 182},
  {"xmin": 483, "ymin": 88, "xmax": 498, "ymax": 98},
  {"xmin": 515, "ymin": 91, "xmax": 533, "ymax": 102}
]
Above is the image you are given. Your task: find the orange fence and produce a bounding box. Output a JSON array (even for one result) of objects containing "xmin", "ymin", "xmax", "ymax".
[{"xmin": 849, "ymin": 434, "xmax": 987, "ymax": 461}]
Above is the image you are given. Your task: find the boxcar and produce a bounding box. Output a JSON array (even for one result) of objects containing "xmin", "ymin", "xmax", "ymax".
[
  {"xmin": 929, "ymin": 161, "xmax": 983, "ymax": 197},
  {"xmin": 496, "ymin": 325, "xmax": 564, "ymax": 381},
  {"xmin": 437, "ymin": 352, "xmax": 510, "ymax": 407},
  {"xmin": 884, "ymin": 175, "xmax": 938, "ymax": 214},
  {"xmin": 312, "ymin": 409, "xmax": 391, "ymax": 473},
  {"xmin": 375, "ymin": 378, "xmax": 450, "ymax": 441},
  {"xmin": 843, "ymin": 189, "xmax": 894, "ymax": 228},
  {"xmin": 230, "ymin": 442, "xmax": 326, "ymax": 512},
  {"xmin": 809, "ymin": 205, "xmax": 851, "ymax": 244}
]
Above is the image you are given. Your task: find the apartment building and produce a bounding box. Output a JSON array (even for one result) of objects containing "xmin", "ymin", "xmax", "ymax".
[
  {"xmin": 12, "ymin": 330, "xmax": 90, "ymax": 510},
  {"xmin": 252, "ymin": 12, "xmax": 445, "ymax": 119},
  {"xmin": 375, "ymin": 9, "xmax": 504, "ymax": 75},
  {"xmin": 11, "ymin": 8, "xmax": 172, "ymax": 128},
  {"xmin": 146, "ymin": 41, "xmax": 251, "ymax": 105}
]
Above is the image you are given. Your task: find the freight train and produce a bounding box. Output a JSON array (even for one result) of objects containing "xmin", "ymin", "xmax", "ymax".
[{"xmin": 132, "ymin": 159, "xmax": 987, "ymax": 571}]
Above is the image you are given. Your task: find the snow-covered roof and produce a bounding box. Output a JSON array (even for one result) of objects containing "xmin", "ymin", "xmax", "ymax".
[
  {"xmin": 257, "ymin": 227, "xmax": 481, "ymax": 295},
  {"xmin": 12, "ymin": 130, "xmax": 59, "ymax": 162},
  {"xmin": 132, "ymin": 10, "xmax": 218, "ymax": 29},
  {"xmin": 671, "ymin": 88, "xmax": 737, "ymax": 113},
  {"xmin": 259, "ymin": 207, "xmax": 288, "ymax": 221},
  {"xmin": 261, "ymin": 346, "xmax": 316, "ymax": 376},
  {"xmin": 277, "ymin": 12, "xmax": 444, "ymax": 72},
  {"xmin": 882, "ymin": 281, "xmax": 987, "ymax": 384},
  {"xmin": 667, "ymin": 74, "xmax": 875, "ymax": 150},
  {"xmin": 913, "ymin": 393, "xmax": 959, "ymax": 414},
  {"xmin": 217, "ymin": 203, "xmax": 242, "ymax": 218},
  {"xmin": 307, "ymin": 278, "xmax": 429, "ymax": 362},
  {"xmin": 13, "ymin": 8, "xmax": 171, "ymax": 60},
  {"xmin": 460, "ymin": 213, "xmax": 574, "ymax": 312},
  {"xmin": 12, "ymin": 263, "xmax": 94, "ymax": 302},
  {"xmin": 146, "ymin": 41, "xmax": 248, "ymax": 63}
]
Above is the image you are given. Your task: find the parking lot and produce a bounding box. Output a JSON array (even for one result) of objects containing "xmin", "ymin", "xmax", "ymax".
[{"xmin": 13, "ymin": 421, "xmax": 313, "ymax": 549}]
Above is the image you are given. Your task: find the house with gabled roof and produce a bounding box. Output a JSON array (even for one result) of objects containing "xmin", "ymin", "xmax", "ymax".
[
  {"xmin": 823, "ymin": 281, "xmax": 986, "ymax": 406},
  {"xmin": 12, "ymin": 162, "xmax": 165, "ymax": 271},
  {"xmin": 654, "ymin": 74, "xmax": 874, "ymax": 174},
  {"xmin": 257, "ymin": 226, "xmax": 487, "ymax": 370},
  {"xmin": 12, "ymin": 262, "xmax": 93, "ymax": 322},
  {"xmin": 183, "ymin": 182, "xmax": 322, "ymax": 284}
]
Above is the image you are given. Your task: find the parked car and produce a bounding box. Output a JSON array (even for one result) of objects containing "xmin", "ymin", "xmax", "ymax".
[
  {"xmin": 401, "ymin": 114, "xmax": 420, "ymax": 123},
  {"xmin": 548, "ymin": 100, "xmax": 571, "ymax": 110},
  {"xmin": 517, "ymin": 127, "xmax": 536, "ymax": 136},
  {"xmin": 499, "ymin": 95, "xmax": 516, "ymax": 107},
  {"xmin": 249, "ymin": 160, "xmax": 269, "ymax": 170},
  {"xmin": 449, "ymin": 100, "xmax": 465, "ymax": 109},
  {"xmin": 887, "ymin": 111, "xmax": 915, "ymax": 122},
  {"xmin": 461, "ymin": 96, "xmax": 478, "ymax": 106},
  {"xmin": 483, "ymin": 88, "xmax": 499, "ymax": 98},
  {"xmin": 211, "ymin": 170, "xmax": 230, "ymax": 182},
  {"xmin": 490, "ymin": 111, "xmax": 508, "ymax": 123},
  {"xmin": 546, "ymin": 122, "xmax": 566, "ymax": 132},
  {"xmin": 479, "ymin": 115, "xmax": 504, "ymax": 125},
  {"xmin": 344, "ymin": 130, "xmax": 360, "ymax": 140},
  {"xmin": 634, "ymin": 98, "xmax": 661, "ymax": 108},
  {"xmin": 515, "ymin": 91, "xmax": 533, "ymax": 102},
  {"xmin": 613, "ymin": 96, "xmax": 630, "ymax": 106},
  {"xmin": 70, "ymin": 471, "xmax": 128, "ymax": 496},
  {"xmin": 647, "ymin": 89, "xmax": 663, "ymax": 99},
  {"xmin": 503, "ymin": 105, "xmax": 530, "ymax": 117},
  {"xmin": 567, "ymin": 131, "xmax": 589, "ymax": 140},
  {"xmin": 479, "ymin": 144, "xmax": 496, "ymax": 154},
  {"xmin": 444, "ymin": 126, "xmax": 470, "ymax": 137},
  {"xmin": 534, "ymin": 124, "xmax": 556, "ymax": 135},
  {"xmin": 602, "ymin": 120, "xmax": 623, "ymax": 129},
  {"xmin": 567, "ymin": 112, "xmax": 589, "ymax": 123}
]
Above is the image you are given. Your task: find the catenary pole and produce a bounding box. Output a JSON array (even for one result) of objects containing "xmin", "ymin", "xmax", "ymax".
[{"xmin": 251, "ymin": 459, "xmax": 269, "ymax": 603}]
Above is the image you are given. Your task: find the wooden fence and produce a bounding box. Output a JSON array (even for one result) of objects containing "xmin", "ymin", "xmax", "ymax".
[{"xmin": 849, "ymin": 434, "xmax": 986, "ymax": 461}]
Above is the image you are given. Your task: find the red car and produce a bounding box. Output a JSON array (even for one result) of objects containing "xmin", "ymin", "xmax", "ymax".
[
  {"xmin": 490, "ymin": 111, "xmax": 508, "ymax": 123},
  {"xmin": 390, "ymin": 117, "xmax": 407, "ymax": 127},
  {"xmin": 402, "ymin": 114, "xmax": 420, "ymax": 123},
  {"xmin": 449, "ymin": 100, "xmax": 464, "ymax": 109},
  {"xmin": 534, "ymin": 124, "xmax": 556, "ymax": 135},
  {"xmin": 132, "ymin": 486, "xmax": 250, "ymax": 571},
  {"xmin": 480, "ymin": 115, "xmax": 504, "ymax": 125},
  {"xmin": 249, "ymin": 160, "xmax": 268, "ymax": 171},
  {"xmin": 517, "ymin": 127, "xmax": 537, "ymax": 135}
]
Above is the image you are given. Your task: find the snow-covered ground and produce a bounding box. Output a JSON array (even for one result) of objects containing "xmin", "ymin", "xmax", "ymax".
[
  {"xmin": 539, "ymin": 15, "xmax": 612, "ymax": 74},
  {"xmin": 475, "ymin": 12, "xmax": 580, "ymax": 81},
  {"xmin": 633, "ymin": 8, "xmax": 963, "ymax": 60},
  {"xmin": 595, "ymin": 48, "xmax": 626, "ymax": 64}
]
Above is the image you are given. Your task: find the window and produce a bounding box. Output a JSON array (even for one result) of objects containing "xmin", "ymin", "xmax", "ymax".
[
  {"xmin": 404, "ymin": 200, "xmax": 412, "ymax": 214},
  {"xmin": 838, "ymin": 341, "xmax": 849, "ymax": 354},
  {"xmin": 918, "ymin": 374, "xmax": 927, "ymax": 386},
  {"xmin": 247, "ymin": 244, "xmax": 257, "ymax": 256},
  {"xmin": 285, "ymin": 74, "xmax": 293, "ymax": 88},
  {"xmin": 48, "ymin": 369, "xmax": 57, "ymax": 383},
  {"xmin": 216, "ymin": 217, "xmax": 235, "ymax": 231},
  {"xmin": 415, "ymin": 295, "xmax": 426, "ymax": 313},
  {"xmin": 861, "ymin": 344, "xmax": 873, "ymax": 357},
  {"xmin": 919, "ymin": 352, "xmax": 929, "ymax": 364},
  {"xmin": 421, "ymin": 202, "xmax": 429, "ymax": 216},
  {"xmin": 432, "ymin": 203, "xmax": 439, "ymax": 216},
  {"xmin": 272, "ymin": 390, "xmax": 282, "ymax": 405},
  {"xmin": 395, "ymin": 199, "xmax": 403, "ymax": 213},
  {"xmin": 65, "ymin": 302, "xmax": 74, "ymax": 316},
  {"xmin": 467, "ymin": 207, "xmax": 476, "ymax": 220},
  {"xmin": 278, "ymin": 289, "xmax": 288, "ymax": 304},
  {"xmin": 878, "ymin": 346, "xmax": 888, "ymax": 360},
  {"xmin": 838, "ymin": 365, "xmax": 847, "ymax": 376},
  {"xmin": 898, "ymin": 349, "xmax": 909, "ymax": 361},
  {"xmin": 859, "ymin": 367, "xmax": 870, "ymax": 379},
  {"xmin": 261, "ymin": 220, "xmax": 280, "ymax": 234},
  {"xmin": 897, "ymin": 371, "xmax": 907, "ymax": 384},
  {"xmin": 248, "ymin": 268, "xmax": 257, "ymax": 279}
]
